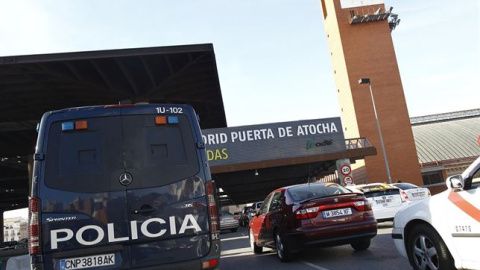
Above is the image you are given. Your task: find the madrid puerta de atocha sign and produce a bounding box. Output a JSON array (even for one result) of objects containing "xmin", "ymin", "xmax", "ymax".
[{"xmin": 201, "ymin": 118, "xmax": 346, "ymax": 166}]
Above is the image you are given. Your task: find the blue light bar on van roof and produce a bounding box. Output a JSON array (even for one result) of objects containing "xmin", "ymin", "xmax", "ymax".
[
  {"xmin": 62, "ymin": 122, "xmax": 74, "ymax": 131},
  {"xmin": 62, "ymin": 121, "xmax": 88, "ymax": 131},
  {"xmin": 168, "ymin": 116, "xmax": 179, "ymax": 124}
]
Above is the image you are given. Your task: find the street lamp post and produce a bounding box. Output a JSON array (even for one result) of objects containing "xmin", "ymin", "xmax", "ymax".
[{"xmin": 358, "ymin": 78, "xmax": 392, "ymax": 184}]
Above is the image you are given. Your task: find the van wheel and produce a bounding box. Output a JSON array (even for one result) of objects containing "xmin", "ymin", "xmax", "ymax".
[
  {"xmin": 275, "ymin": 232, "xmax": 291, "ymax": 262},
  {"xmin": 249, "ymin": 228, "xmax": 262, "ymax": 254},
  {"xmin": 231, "ymin": 227, "xmax": 238, "ymax": 233},
  {"xmin": 406, "ymin": 224, "xmax": 455, "ymax": 270},
  {"xmin": 351, "ymin": 239, "xmax": 370, "ymax": 251}
]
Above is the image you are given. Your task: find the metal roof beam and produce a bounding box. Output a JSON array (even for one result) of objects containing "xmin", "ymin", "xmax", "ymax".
[
  {"xmin": 89, "ymin": 60, "xmax": 117, "ymax": 92},
  {"xmin": 146, "ymin": 52, "xmax": 209, "ymax": 97},
  {"xmin": 115, "ymin": 58, "xmax": 140, "ymax": 97},
  {"xmin": 140, "ymin": 56, "xmax": 157, "ymax": 89}
]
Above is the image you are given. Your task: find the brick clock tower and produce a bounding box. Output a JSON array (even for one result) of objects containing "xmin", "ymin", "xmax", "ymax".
[{"xmin": 320, "ymin": 0, "xmax": 422, "ymax": 185}]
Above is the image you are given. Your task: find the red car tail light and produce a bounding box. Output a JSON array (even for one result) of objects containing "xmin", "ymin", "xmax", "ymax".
[
  {"xmin": 295, "ymin": 198, "xmax": 372, "ymax": 220},
  {"xmin": 353, "ymin": 200, "xmax": 372, "ymax": 211},
  {"xmin": 295, "ymin": 207, "xmax": 320, "ymax": 220}
]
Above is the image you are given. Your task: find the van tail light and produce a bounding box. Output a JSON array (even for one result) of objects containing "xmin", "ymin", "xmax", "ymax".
[
  {"xmin": 29, "ymin": 197, "xmax": 40, "ymax": 255},
  {"xmin": 400, "ymin": 191, "xmax": 409, "ymax": 202},
  {"xmin": 206, "ymin": 181, "xmax": 219, "ymax": 234},
  {"xmin": 104, "ymin": 103, "xmax": 135, "ymax": 109},
  {"xmin": 202, "ymin": 259, "xmax": 219, "ymax": 269}
]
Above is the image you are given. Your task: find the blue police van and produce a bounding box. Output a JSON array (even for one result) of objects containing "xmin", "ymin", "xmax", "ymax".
[{"xmin": 28, "ymin": 103, "xmax": 220, "ymax": 270}]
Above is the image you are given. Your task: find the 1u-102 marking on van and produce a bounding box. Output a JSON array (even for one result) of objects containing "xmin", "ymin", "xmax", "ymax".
[
  {"xmin": 50, "ymin": 214, "xmax": 202, "ymax": 250},
  {"xmin": 156, "ymin": 107, "xmax": 183, "ymax": 114}
]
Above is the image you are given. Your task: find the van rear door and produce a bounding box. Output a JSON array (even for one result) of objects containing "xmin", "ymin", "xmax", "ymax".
[
  {"xmin": 36, "ymin": 105, "xmax": 212, "ymax": 270},
  {"xmin": 119, "ymin": 107, "xmax": 211, "ymax": 268},
  {"xmin": 39, "ymin": 110, "xmax": 131, "ymax": 269}
]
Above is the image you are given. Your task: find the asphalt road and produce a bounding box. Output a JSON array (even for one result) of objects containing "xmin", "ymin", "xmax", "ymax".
[{"xmin": 218, "ymin": 222, "xmax": 412, "ymax": 270}]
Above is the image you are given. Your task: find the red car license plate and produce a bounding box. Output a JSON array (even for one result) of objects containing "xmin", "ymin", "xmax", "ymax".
[{"xmin": 322, "ymin": 208, "xmax": 352, "ymax": 218}]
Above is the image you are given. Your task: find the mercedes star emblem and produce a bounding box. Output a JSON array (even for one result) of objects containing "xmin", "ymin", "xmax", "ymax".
[{"xmin": 119, "ymin": 172, "xmax": 133, "ymax": 186}]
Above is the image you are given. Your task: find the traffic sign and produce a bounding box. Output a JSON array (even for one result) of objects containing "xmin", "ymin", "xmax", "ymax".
[
  {"xmin": 344, "ymin": 176, "xmax": 353, "ymax": 185},
  {"xmin": 340, "ymin": 165, "xmax": 351, "ymax": 176}
]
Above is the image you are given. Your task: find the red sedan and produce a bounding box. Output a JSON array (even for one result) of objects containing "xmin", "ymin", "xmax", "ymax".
[{"xmin": 249, "ymin": 182, "xmax": 378, "ymax": 262}]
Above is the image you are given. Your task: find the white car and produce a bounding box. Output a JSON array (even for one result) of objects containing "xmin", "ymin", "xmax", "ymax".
[
  {"xmin": 391, "ymin": 182, "xmax": 431, "ymax": 204},
  {"xmin": 350, "ymin": 183, "xmax": 407, "ymax": 222},
  {"xmin": 220, "ymin": 211, "xmax": 240, "ymax": 232},
  {"xmin": 248, "ymin": 201, "xmax": 263, "ymax": 219},
  {"xmin": 392, "ymin": 156, "xmax": 480, "ymax": 270}
]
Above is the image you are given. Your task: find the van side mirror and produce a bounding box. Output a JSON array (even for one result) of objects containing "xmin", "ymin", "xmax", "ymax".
[{"xmin": 446, "ymin": 175, "xmax": 464, "ymax": 190}]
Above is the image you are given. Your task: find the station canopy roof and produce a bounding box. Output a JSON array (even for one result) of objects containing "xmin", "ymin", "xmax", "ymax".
[
  {"xmin": 211, "ymin": 143, "xmax": 377, "ymax": 205},
  {"xmin": 411, "ymin": 109, "xmax": 480, "ymax": 165},
  {"xmin": 0, "ymin": 43, "xmax": 378, "ymax": 211},
  {"xmin": 0, "ymin": 44, "xmax": 227, "ymax": 210}
]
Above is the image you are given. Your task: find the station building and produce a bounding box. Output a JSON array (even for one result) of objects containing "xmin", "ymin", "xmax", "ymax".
[
  {"xmin": 0, "ymin": 0, "xmax": 478, "ymax": 214},
  {"xmin": 410, "ymin": 109, "xmax": 480, "ymax": 193},
  {"xmin": 0, "ymin": 2, "xmax": 478, "ymax": 244},
  {"xmin": 0, "ymin": 43, "xmax": 478, "ymax": 216},
  {"xmin": 205, "ymin": 107, "xmax": 480, "ymax": 206}
]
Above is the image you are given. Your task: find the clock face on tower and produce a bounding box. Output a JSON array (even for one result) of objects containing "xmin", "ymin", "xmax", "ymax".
[{"xmin": 340, "ymin": 0, "xmax": 384, "ymax": 9}]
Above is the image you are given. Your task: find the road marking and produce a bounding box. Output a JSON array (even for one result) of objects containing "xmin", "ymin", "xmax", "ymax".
[
  {"xmin": 221, "ymin": 247, "xmax": 252, "ymax": 256},
  {"xmin": 221, "ymin": 247, "xmax": 275, "ymax": 259},
  {"xmin": 220, "ymin": 235, "xmax": 249, "ymax": 242},
  {"xmin": 301, "ymin": 261, "xmax": 331, "ymax": 270},
  {"xmin": 221, "ymin": 252, "xmax": 275, "ymax": 259}
]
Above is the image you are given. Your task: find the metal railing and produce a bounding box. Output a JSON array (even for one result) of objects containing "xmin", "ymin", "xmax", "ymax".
[{"xmin": 345, "ymin": 137, "xmax": 372, "ymax": 150}]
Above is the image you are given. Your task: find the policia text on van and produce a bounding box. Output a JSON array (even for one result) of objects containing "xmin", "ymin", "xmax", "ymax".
[{"xmin": 29, "ymin": 103, "xmax": 220, "ymax": 270}]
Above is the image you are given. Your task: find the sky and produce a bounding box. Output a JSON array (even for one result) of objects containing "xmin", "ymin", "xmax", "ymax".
[
  {"xmin": 0, "ymin": 0, "xmax": 479, "ymax": 129},
  {"xmin": 4, "ymin": 208, "xmax": 27, "ymax": 219}
]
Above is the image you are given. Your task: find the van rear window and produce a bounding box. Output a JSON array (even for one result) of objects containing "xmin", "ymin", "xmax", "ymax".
[{"xmin": 44, "ymin": 115, "xmax": 200, "ymax": 192}]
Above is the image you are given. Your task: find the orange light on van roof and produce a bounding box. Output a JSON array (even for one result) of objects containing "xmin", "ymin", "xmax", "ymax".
[
  {"xmin": 75, "ymin": 120, "xmax": 88, "ymax": 130},
  {"xmin": 155, "ymin": 116, "xmax": 167, "ymax": 125}
]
